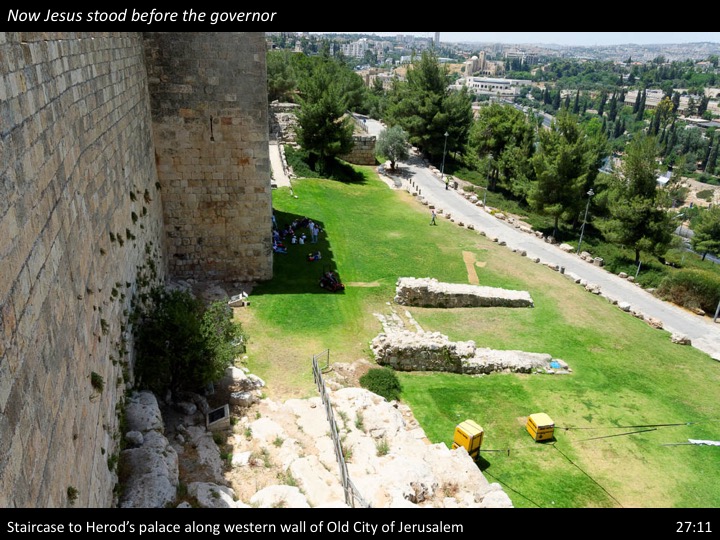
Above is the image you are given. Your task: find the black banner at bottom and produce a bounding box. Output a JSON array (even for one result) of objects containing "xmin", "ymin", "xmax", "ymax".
[{"xmin": 1, "ymin": 507, "xmax": 719, "ymax": 537}]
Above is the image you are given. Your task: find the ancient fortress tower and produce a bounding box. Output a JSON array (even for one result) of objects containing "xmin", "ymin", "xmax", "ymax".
[{"xmin": 0, "ymin": 32, "xmax": 272, "ymax": 507}]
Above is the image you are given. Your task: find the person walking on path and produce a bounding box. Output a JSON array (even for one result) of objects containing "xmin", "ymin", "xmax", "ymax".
[
  {"xmin": 430, "ymin": 209, "xmax": 437, "ymax": 225},
  {"xmin": 444, "ymin": 176, "xmax": 449, "ymax": 190}
]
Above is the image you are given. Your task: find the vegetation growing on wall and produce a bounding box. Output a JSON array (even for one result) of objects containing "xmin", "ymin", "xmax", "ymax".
[{"xmin": 133, "ymin": 288, "xmax": 246, "ymax": 397}]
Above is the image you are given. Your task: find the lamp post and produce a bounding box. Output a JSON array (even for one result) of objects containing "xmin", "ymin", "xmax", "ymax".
[
  {"xmin": 576, "ymin": 189, "xmax": 595, "ymax": 255},
  {"xmin": 441, "ymin": 131, "xmax": 449, "ymax": 189}
]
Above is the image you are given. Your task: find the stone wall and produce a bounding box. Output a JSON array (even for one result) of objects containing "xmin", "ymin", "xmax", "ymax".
[
  {"xmin": 341, "ymin": 134, "xmax": 377, "ymax": 166},
  {"xmin": 371, "ymin": 330, "xmax": 570, "ymax": 375},
  {"xmin": 144, "ymin": 32, "xmax": 273, "ymax": 282},
  {"xmin": 0, "ymin": 32, "xmax": 272, "ymax": 507},
  {"xmin": 0, "ymin": 32, "xmax": 166, "ymax": 507},
  {"xmin": 394, "ymin": 277, "xmax": 534, "ymax": 308}
]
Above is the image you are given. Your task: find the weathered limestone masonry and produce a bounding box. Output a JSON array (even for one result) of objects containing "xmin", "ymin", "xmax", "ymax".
[
  {"xmin": 340, "ymin": 134, "xmax": 377, "ymax": 166},
  {"xmin": 1, "ymin": 32, "xmax": 272, "ymax": 507},
  {"xmin": 395, "ymin": 277, "xmax": 534, "ymax": 308},
  {"xmin": 371, "ymin": 330, "xmax": 570, "ymax": 375},
  {"xmin": 144, "ymin": 33, "xmax": 273, "ymax": 282},
  {"xmin": 0, "ymin": 33, "xmax": 166, "ymax": 507}
]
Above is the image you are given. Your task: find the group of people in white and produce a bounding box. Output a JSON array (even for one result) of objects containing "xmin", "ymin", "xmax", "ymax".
[{"xmin": 272, "ymin": 215, "xmax": 321, "ymax": 254}]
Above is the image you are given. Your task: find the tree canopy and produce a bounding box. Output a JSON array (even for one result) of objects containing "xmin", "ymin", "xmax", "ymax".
[
  {"xmin": 468, "ymin": 102, "xmax": 536, "ymax": 193},
  {"xmin": 295, "ymin": 57, "xmax": 355, "ymax": 173},
  {"xmin": 134, "ymin": 288, "xmax": 245, "ymax": 397},
  {"xmin": 528, "ymin": 110, "xmax": 606, "ymax": 238},
  {"xmin": 598, "ymin": 133, "xmax": 673, "ymax": 264},
  {"xmin": 691, "ymin": 205, "xmax": 720, "ymax": 260},
  {"xmin": 386, "ymin": 49, "xmax": 472, "ymax": 163},
  {"xmin": 376, "ymin": 125, "xmax": 410, "ymax": 171}
]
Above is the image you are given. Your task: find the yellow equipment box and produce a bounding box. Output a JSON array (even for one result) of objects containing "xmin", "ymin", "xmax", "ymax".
[
  {"xmin": 526, "ymin": 413, "xmax": 555, "ymax": 441},
  {"xmin": 451, "ymin": 419, "xmax": 484, "ymax": 460}
]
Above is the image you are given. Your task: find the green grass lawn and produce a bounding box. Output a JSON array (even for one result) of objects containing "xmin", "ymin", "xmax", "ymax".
[{"xmin": 238, "ymin": 165, "xmax": 720, "ymax": 508}]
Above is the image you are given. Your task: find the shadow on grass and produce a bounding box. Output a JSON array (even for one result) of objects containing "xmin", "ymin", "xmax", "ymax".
[
  {"xmin": 252, "ymin": 209, "xmax": 346, "ymax": 296},
  {"xmin": 284, "ymin": 145, "xmax": 369, "ymax": 184},
  {"xmin": 326, "ymin": 159, "xmax": 369, "ymax": 184}
]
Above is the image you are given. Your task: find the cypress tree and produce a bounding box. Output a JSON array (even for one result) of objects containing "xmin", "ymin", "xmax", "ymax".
[
  {"xmin": 671, "ymin": 91, "xmax": 680, "ymax": 113},
  {"xmin": 635, "ymin": 89, "xmax": 646, "ymax": 121},
  {"xmin": 707, "ymin": 139, "xmax": 718, "ymax": 175},
  {"xmin": 608, "ymin": 93, "xmax": 618, "ymax": 122},
  {"xmin": 598, "ymin": 91, "xmax": 607, "ymax": 116}
]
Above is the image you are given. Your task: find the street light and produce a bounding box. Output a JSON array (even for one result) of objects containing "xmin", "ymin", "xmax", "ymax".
[
  {"xmin": 441, "ymin": 131, "xmax": 449, "ymax": 189},
  {"xmin": 576, "ymin": 189, "xmax": 595, "ymax": 255}
]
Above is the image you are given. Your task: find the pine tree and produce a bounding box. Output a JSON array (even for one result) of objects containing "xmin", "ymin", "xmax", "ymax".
[
  {"xmin": 295, "ymin": 58, "xmax": 355, "ymax": 173},
  {"xmin": 691, "ymin": 206, "xmax": 720, "ymax": 261},
  {"xmin": 528, "ymin": 110, "xmax": 606, "ymax": 238},
  {"xmin": 599, "ymin": 134, "xmax": 672, "ymax": 265}
]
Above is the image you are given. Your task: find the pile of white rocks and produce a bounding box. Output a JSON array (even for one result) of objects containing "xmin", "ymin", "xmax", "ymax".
[{"xmin": 228, "ymin": 386, "xmax": 513, "ymax": 508}]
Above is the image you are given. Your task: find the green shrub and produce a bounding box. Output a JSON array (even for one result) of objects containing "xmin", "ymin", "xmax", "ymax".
[
  {"xmin": 359, "ymin": 367, "xmax": 402, "ymax": 402},
  {"xmin": 90, "ymin": 371, "xmax": 105, "ymax": 393},
  {"xmin": 696, "ymin": 189, "xmax": 715, "ymax": 201},
  {"xmin": 656, "ymin": 269, "xmax": 720, "ymax": 313},
  {"xmin": 133, "ymin": 287, "xmax": 246, "ymax": 397}
]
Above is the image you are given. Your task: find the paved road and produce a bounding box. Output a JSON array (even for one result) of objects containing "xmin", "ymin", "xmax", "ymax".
[
  {"xmin": 360, "ymin": 115, "xmax": 720, "ymax": 360},
  {"xmin": 269, "ymin": 141, "xmax": 292, "ymax": 189}
]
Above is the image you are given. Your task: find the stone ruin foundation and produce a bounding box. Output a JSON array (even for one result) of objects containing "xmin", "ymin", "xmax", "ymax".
[
  {"xmin": 395, "ymin": 277, "xmax": 534, "ymax": 308},
  {"xmin": 370, "ymin": 330, "xmax": 570, "ymax": 375}
]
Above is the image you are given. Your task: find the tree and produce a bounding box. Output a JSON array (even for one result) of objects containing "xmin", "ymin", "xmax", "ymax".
[
  {"xmin": 650, "ymin": 96, "xmax": 675, "ymax": 137},
  {"xmin": 698, "ymin": 95, "xmax": 710, "ymax": 117},
  {"xmin": 691, "ymin": 205, "xmax": 720, "ymax": 260},
  {"xmin": 267, "ymin": 50, "xmax": 298, "ymax": 103},
  {"xmin": 295, "ymin": 58, "xmax": 355, "ymax": 174},
  {"xmin": 386, "ymin": 49, "xmax": 472, "ymax": 163},
  {"xmin": 599, "ymin": 134, "xmax": 673, "ymax": 265},
  {"xmin": 597, "ymin": 91, "xmax": 608, "ymax": 116},
  {"xmin": 134, "ymin": 288, "xmax": 245, "ymax": 397},
  {"xmin": 468, "ymin": 102, "xmax": 535, "ymax": 191},
  {"xmin": 706, "ymin": 137, "xmax": 718, "ymax": 174},
  {"xmin": 376, "ymin": 125, "xmax": 410, "ymax": 171},
  {"xmin": 671, "ymin": 91, "xmax": 681, "ymax": 113},
  {"xmin": 635, "ymin": 89, "xmax": 646, "ymax": 121},
  {"xmin": 607, "ymin": 93, "xmax": 618, "ymax": 122},
  {"xmin": 528, "ymin": 110, "xmax": 605, "ymax": 238},
  {"xmin": 572, "ymin": 90, "xmax": 580, "ymax": 114}
]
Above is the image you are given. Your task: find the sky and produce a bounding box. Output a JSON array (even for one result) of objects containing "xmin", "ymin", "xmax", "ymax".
[{"xmin": 312, "ymin": 32, "xmax": 720, "ymax": 47}]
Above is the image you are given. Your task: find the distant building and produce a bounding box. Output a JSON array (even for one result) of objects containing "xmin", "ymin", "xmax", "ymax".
[
  {"xmin": 341, "ymin": 39, "xmax": 369, "ymax": 59},
  {"xmin": 504, "ymin": 49, "xmax": 538, "ymax": 65},
  {"xmin": 453, "ymin": 76, "xmax": 531, "ymax": 97},
  {"xmin": 435, "ymin": 32, "xmax": 440, "ymax": 47},
  {"xmin": 464, "ymin": 51, "xmax": 503, "ymax": 76}
]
